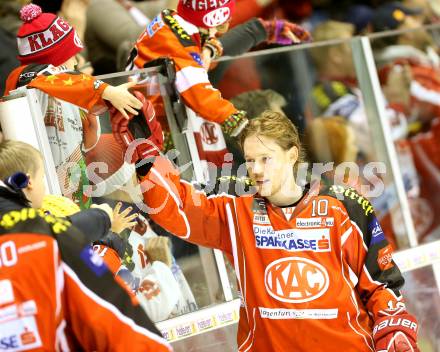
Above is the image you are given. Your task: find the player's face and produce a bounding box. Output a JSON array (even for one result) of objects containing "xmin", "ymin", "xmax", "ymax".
[{"xmin": 243, "ymin": 135, "xmax": 297, "ymax": 198}]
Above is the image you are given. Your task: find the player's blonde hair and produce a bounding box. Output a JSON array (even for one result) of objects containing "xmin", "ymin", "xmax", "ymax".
[
  {"xmin": 239, "ymin": 110, "xmax": 305, "ymax": 166},
  {"xmin": 0, "ymin": 140, "xmax": 42, "ymax": 180}
]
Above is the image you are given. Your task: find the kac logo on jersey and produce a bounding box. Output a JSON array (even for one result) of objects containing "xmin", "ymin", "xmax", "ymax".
[
  {"xmin": 147, "ymin": 15, "xmax": 164, "ymax": 38},
  {"xmin": 203, "ymin": 7, "xmax": 231, "ymax": 27},
  {"xmin": 265, "ymin": 257, "xmax": 329, "ymax": 303},
  {"xmin": 368, "ymin": 217, "xmax": 385, "ymax": 245}
]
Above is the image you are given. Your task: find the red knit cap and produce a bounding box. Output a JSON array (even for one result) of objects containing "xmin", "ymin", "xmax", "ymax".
[
  {"xmin": 177, "ymin": 0, "xmax": 235, "ymax": 28},
  {"xmin": 17, "ymin": 4, "xmax": 83, "ymax": 66}
]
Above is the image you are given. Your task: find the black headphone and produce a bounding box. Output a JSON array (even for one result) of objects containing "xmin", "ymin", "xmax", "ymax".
[{"xmin": 4, "ymin": 172, "xmax": 30, "ymax": 192}]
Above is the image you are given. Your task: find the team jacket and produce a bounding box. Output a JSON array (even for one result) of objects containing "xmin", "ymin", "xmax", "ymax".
[
  {"xmin": 139, "ymin": 156, "xmax": 408, "ymax": 351},
  {"xmin": 0, "ymin": 191, "xmax": 171, "ymax": 351},
  {"xmin": 126, "ymin": 9, "xmax": 237, "ymax": 124},
  {"xmin": 4, "ymin": 64, "xmax": 108, "ymax": 113}
]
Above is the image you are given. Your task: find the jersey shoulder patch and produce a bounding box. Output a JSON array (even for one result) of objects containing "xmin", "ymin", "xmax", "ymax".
[
  {"xmin": 162, "ymin": 9, "xmax": 196, "ymax": 47},
  {"xmin": 147, "ymin": 14, "xmax": 164, "ymax": 38}
]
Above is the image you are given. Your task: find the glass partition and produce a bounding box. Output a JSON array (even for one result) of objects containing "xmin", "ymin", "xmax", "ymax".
[
  {"xmin": 1, "ymin": 66, "xmax": 232, "ymax": 324},
  {"xmin": 401, "ymin": 266, "xmax": 440, "ymax": 351},
  {"xmin": 367, "ymin": 24, "xmax": 440, "ymax": 246},
  {"xmin": 94, "ymin": 68, "xmax": 234, "ymax": 319},
  {"xmin": 212, "ymin": 38, "xmax": 412, "ymax": 249}
]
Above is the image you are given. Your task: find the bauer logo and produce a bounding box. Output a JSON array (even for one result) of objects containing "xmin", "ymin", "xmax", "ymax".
[
  {"xmin": 203, "ymin": 7, "xmax": 231, "ymax": 27},
  {"xmin": 265, "ymin": 257, "xmax": 329, "ymax": 303}
]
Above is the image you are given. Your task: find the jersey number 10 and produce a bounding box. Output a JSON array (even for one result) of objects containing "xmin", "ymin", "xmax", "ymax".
[{"xmin": 311, "ymin": 199, "xmax": 329, "ymax": 217}]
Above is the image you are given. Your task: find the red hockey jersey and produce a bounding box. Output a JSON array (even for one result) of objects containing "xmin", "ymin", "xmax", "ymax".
[
  {"xmin": 0, "ymin": 206, "xmax": 171, "ymax": 351},
  {"xmin": 139, "ymin": 156, "xmax": 409, "ymax": 351}
]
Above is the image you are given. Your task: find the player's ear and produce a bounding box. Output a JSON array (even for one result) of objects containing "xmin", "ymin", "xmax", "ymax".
[{"xmin": 288, "ymin": 146, "xmax": 298, "ymax": 164}]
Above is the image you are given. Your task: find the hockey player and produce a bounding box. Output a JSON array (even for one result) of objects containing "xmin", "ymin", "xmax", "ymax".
[
  {"xmin": 118, "ymin": 109, "xmax": 419, "ymax": 351},
  {"xmin": 0, "ymin": 140, "xmax": 171, "ymax": 351}
]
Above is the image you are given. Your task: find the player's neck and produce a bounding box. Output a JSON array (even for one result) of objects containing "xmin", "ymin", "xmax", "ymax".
[{"xmin": 267, "ymin": 180, "xmax": 303, "ymax": 208}]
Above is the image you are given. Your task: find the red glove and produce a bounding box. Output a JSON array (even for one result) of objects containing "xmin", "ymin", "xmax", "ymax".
[
  {"xmin": 259, "ymin": 18, "xmax": 311, "ymax": 45},
  {"xmin": 110, "ymin": 91, "xmax": 163, "ymax": 164},
  {"xmin": 373, "ymin": 314, "xmax": 419, "ymax": 352}
]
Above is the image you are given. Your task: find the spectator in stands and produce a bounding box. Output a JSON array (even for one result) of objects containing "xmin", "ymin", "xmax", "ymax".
[
  {"xmin": 403, "ymin": 0, "xmax": 437, "ymax": 24},
  {"xmin": 231, "ymin": 89, "xmax": 287, "ymax": 119},
  {"xmin": 33, "ymin": 0, "xmax": 92, "ymax": 74},
  {"xmin": 125, "ymin": 0, "xmax": 310, "ymax": 172},
  {"xmin": 310, "ymin": 21, "xmax": 356, "ymax": 85},
  {"xmin": 309, "ymin": 21, "xmax": 372, "ymax": 155},
  {"xmin": 33, "ymin": 0, "xmax": 89, "ymax": 42},
  {"xmin": 4, "ymin": 4, "xmax": 142, "ymax": 208},
  {"xmin": 370, "ymin": 2, "xmax": 436, "ymax": 65},
  {"xmin": 304, "ymin": 116, "xmax": 360, "ymax": 187},
  {"xmin": 86, "ymin": 0, "xmax": 170, "ymax": 74}
]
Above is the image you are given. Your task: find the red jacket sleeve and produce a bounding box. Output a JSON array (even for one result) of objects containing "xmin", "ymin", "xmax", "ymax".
[
  {"xmin": 27, "ymin": 72, "xmax": 108, "ymax": 112},
  {"xmin": 173, "ymin": 54, "xmax": 237, "ymax": 124},
  {"xmin": 132, "ymin": 12, "xmax": 237, "ymax": 123},
  {"xmin": 5, "ymin": 65, "xmax": 108, "ymax": 113},
  {"xmin": 139, "ymin": 156, "xmax": 234, "ymax": 254}
]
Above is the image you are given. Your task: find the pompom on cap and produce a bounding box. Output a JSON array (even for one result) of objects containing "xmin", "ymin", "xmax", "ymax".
[{"xmin": 20, "ymin": 4, "xmax": 43, "ymax": 23}]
